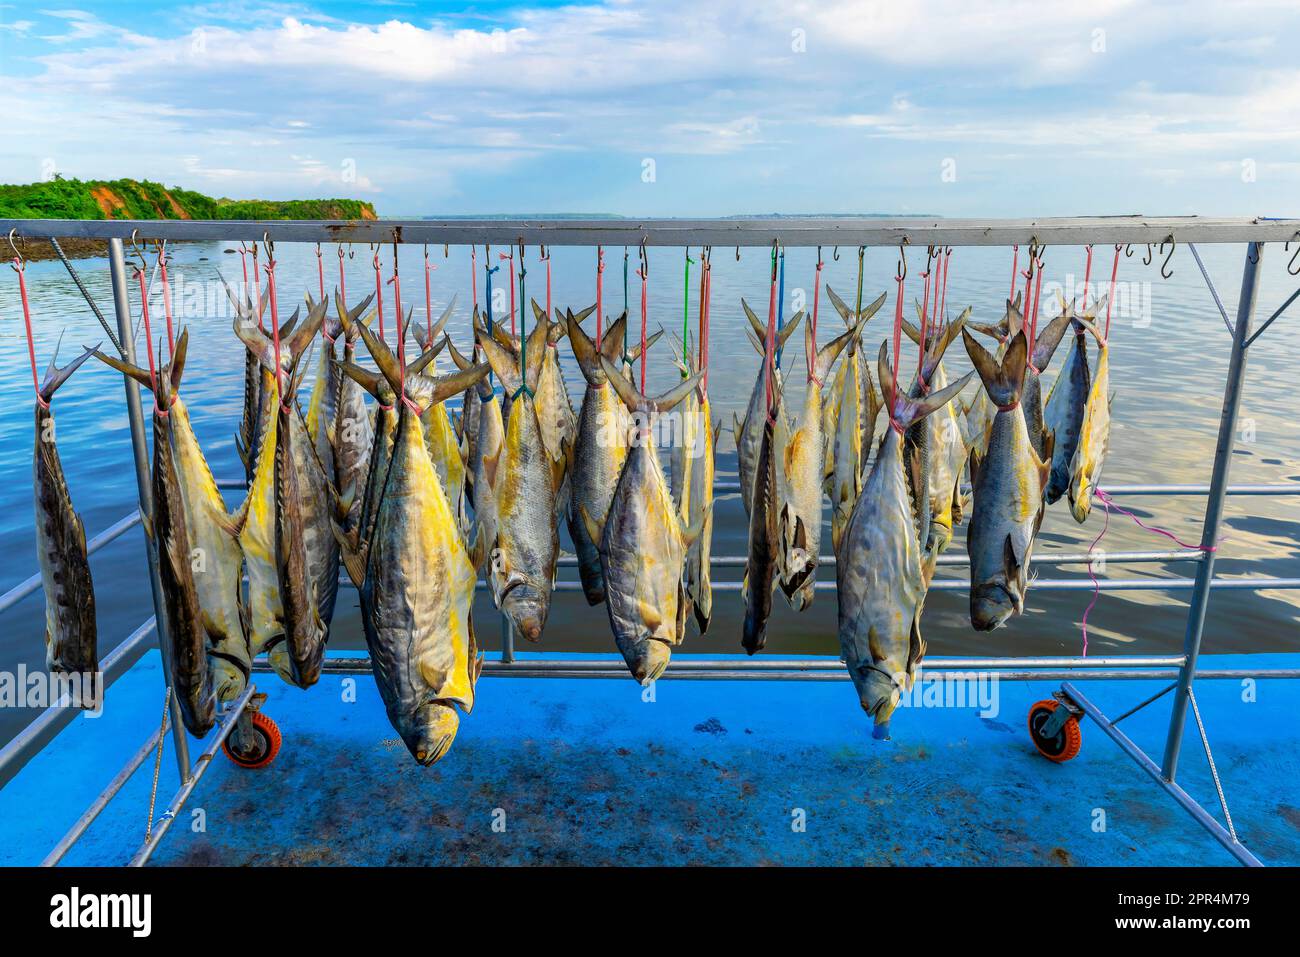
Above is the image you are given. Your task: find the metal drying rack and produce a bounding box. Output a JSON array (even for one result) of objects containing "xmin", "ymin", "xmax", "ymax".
[{"xmin": 2, "ymin": 215, "xmax": 1299, "ymax": 868}]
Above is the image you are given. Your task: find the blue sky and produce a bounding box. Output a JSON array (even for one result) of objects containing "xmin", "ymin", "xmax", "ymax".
[{"xmin": 1, "ymin": 1, "xmax": 1298, "ymax": 216}]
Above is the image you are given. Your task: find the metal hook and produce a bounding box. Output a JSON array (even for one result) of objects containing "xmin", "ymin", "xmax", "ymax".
[
  {"xmin": 896, "ymin": 244, "xmax": 907, "ymax": 282},
  {"xmin": 7, "ymin": 228, "xmax": 22, "ymax": 265},
  {"xmin": 1158, "ymin": 235, "xmax": 1175, "ymax": 280},
  {"xmin": 1143, "ymin": 243, "xmax": 1153, "ymax": 266},
  {"xmin": 832, "ymin": 245, "xmax": 840, "ymax": 261},
  {"xmin": 1124, "ymin": 243, "xmax": 1135, "ymax": 258},
  {"xmin": 736, "ymin": 245, "xmax": 741, "ymax": 261},
  {"xmin": 1248, "ymin": 243, "xmax": 1260, "ymax": 265},
  {"xmin": 1286, "ymin": 233, "xmax": 1300, "ymax": 275},
  {"xmin": 129, "ymin": 228, "xmax": 147, "ymax": 269},
  {"xmin": 640, "ymin": 237, "xmax": 649, "ymax": 275}
]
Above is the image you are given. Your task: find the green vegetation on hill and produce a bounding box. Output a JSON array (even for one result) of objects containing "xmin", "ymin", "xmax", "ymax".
[{"xmin": 0, "ymin": 177, "xmax": 377, "ymax": 221}]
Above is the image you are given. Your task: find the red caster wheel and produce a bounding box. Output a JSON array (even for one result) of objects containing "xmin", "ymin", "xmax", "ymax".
[
  {"xmin": 1028, "ymin": 698, "xmax": 1082, "ymax": 763},
  {"xmin": 222, "ymin": 710, "xmax": 282, "ymax": 769}
]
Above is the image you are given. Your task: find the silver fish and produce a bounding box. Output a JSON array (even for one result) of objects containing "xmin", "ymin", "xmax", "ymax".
[
  {"xmin": 567, "ymin": 310, "xmax": 630, "ymax": 605},
  {"xmin": 584, "ymin": 358, "xmax": 706, "ymax": 682},
  {"xmin": 1068, "ymin": 316, "xmax": 1113, "ymax": 523},
  {"xmin": 837, "ymin": 343, "xmax": 972, "ymax": 736},
  {"xmin": 774, "ymin": 318, "xmax": 860, "ymax": 611},
  {"xmin": 734, "ymin": 299, "xmax": 802, "ymax": 517},
  {"xmin": 475, "ymin": 320, "xmax": 561, "ymax": 642},
  {"xmin": 1043, "ymin": 297, "xmax": 1104, "ymax": 505},
  {"xmin": 962, "ymin": 329, "xmax": 1052, "ymax": 630}
]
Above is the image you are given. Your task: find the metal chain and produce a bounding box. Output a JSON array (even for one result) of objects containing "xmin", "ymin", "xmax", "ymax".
[
  {"xmin": 1188, "ymin": 687, "xmax": 1238, "ymax": 842},
  {"xmin": 144, "ymin": 688, "xmax": 171, "ymax": 842}
]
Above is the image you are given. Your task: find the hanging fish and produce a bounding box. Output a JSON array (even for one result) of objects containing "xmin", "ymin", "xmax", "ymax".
[
  {"xmin": 327, "ymin": 290, "xmax": 379, "ymax": 536},
  {"xmin": 567, "ymin": 310, "xmax": 630, "ymax": 605},
  {"xmin": 961, "ymin": 293, "xmax": 1022, "ymax": 455},
  {"xmin": 666, "ymin": 332, "xmax": 719, "ymax": 634},
  {"xmin": 1068, "ymin": 317, "xmax": 1113, "ymax": 523},
  {"xmin": 899, "ymin": 308, "xmax": 971, "ymax": 555},
  {"xmin": 32, "ymin": 336, "xmax": 99, "ymax": 699},
  {"xmin": 734, "ymin": 299, "xmax": 802, "ymax": 516},
  {"xmin": 1022, "ymin": 312, "xmax": 1072, "ymax": 462},
  {"xmin": 411, "ymin": 303, "xmax": 469, "ymax": 531},
  {"xmin": 475, "ymin": 321, "xmax": 562, "ymax": 642},
  {"xmin": 534, "ymin": 299, "xmax": 591, "ymax": 483},
  {"xmin": 334, "ymin": 342, "xmax": 490, "ymax": 765},
  {"xmin": 1043, "ymin": 297, "xmax": 1101, "ymax": 505},
  {"xmin": 445, "ymin": 335, "xmax": 505, "ymax": 579},
  {"xmin": 774, "ymin": 318, "xmax": 860, "ymax": 610},
  {"xmin": 742, "ymin": 407, "xmax": 780, "ymax": 654},
  {"xmin": 837, "ymin": 344, "xmax": 972, "ymax": 737},
  {"xmin": 962, "ymin": 329, "xmax": 1052, "ymax": 630},
  {"xmin": 95, "ymin": 330, "xmax": 251, "ymax": 705},
  {"xmin": 582, "ymin": 358, "xmax": 706, "ymax": 682},
  {"xmin": 221, "ymin": 277, "xmax": 268, "ymax": 485},
  {"xmin": 232, "ymin": 298, "xmax": 333, "ymax": 686},
  {"xmin": 114, "ymin": 333, "xmax": 214, "ymax": 734},
  {"xmin": 824, "ymin": 287, "xmax": 887, "ymax": 554}
]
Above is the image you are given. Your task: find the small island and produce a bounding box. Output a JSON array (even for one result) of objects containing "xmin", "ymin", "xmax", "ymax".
[{"xmin": 1, "ymin": 177, "xmax": 377, "ymax": 259}]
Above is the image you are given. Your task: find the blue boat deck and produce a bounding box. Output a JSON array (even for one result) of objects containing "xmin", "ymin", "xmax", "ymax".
[{"xmin": 3, "ymin": 651, "xmax": 1298, "ymax": 866}]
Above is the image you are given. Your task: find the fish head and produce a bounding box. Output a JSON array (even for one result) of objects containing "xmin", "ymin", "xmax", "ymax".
[
  {"xmin": 498, "ymin": 577, "xmax": 551, "ymax": 642},
  {"xmin": 210, "ymin": 661, "xmax": 246, "ymax": 706},
  {"xmin": 970, "ymin": 579, "xmax": 1022, "ymax": 631},
  {"xmin": 856, "ymin": 665, "xmax": 903, "ymax": 737},
  {"xmin": 1068, "ymin": 471, "xmax": 1095, "ymax": 524},
  {"xmin": 624, "ymin": 639, "xmax": 672, "ymax": 686},
  {"xmin": 397, "ymin": 701, "xmax": 460, "ymax": 766}
]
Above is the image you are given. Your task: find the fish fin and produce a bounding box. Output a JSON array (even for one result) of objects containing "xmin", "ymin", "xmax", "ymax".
[
  {"xmin": 811, "ymin": 318, "xmax": 859, "ymax": 383},
  {"xmin": 880, "ymin": 341, "xmax": 975, "ymax": 430},
  {"xmin": 476, "ymin": 329, "xmax": 524, "ymax": 397},
  {"xmin": 680, "ymin": 502, "xmax": 711, "ymax": 548},
  {"xmin": 92, "ymin": 347, "xmax": 153, "ymax": 391},
  {"xmin": 961, "ymin": 328, "xmax": 1027, "ymax": 408},
  {"xmin": 600, "ymin": 313, "xmax": 629, "ymax": 362},
  {"xmin": 335, "ymin": 359, "xmax": 384, "ymax": 401},
  {"xmin": 625, "ymin": 328, "xmax": 662, "ymax": 364},
  {"xmin": 776, "ymin": 310, "xmax": 804, "ymax": 349},
  {"xmin": 332, "ymin": 518, "xmax": 367, "ymax": 588},
  {"xmin": 1030, "ymin": 311, "xmax": 1072, "ymax": 372},
  {"xmin": 598, "ymin": 356, "xmax": 704, "ymax": 414},
  {"xmin": 566, "ymin": 308, "xmax": 601, "ymax": 382},
  {"xmin": 638, "ymin": 598, "xmax": 663, "ymax": 632},
  {"xmin": 578, "ymin": 504, "xmax": 604, "ymax": 552},
  {"xmin": 967, "ymin": 445, "xmax": 983, "ymax": 489},
  {"xmin": 571, "ymin": 302, "xmax": 597, "ymax": 324},
  {"xmin": 1037, "ymin": 427, "xmax": 1055, "ymax": 490},
  {"xmin": 235, "ymin": 434, "xmax": 250, "ymax": 469},
  {"xmin": 741, "ymin": 298, "xmax": 766, "ymax": 339},
  {"xmin": 732, "ymin": 411, "xmax": 744, "ymax": 447},
  {"xmin": 825, "ymin": 286, "xmax": 854, "ymax": 323},
  {"xmin": 866, "ymin": 626, "xmax": 887, "ymax": 665},
  {"xmin": 743, "ymin": 324, "xmax": 764, "ymax": 356}
]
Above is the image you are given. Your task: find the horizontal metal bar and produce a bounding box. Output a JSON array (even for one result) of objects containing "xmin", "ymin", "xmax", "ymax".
[
  {"xmin": 127, "ymin": 683, "xmax": 254, "ymax": 868},
  {"xmin": 524, "ymin": 577, "xmax": 1300, "ymax": 593},
  {"xmin": 1061, "ymin": 682, "xmax": 1263, "ymax": 867},
  {"xmin": 0, "ymin": 510, "xmax": 141, "ymax": 614},
  {"xmin": 656, "ymin": 550, "xmax": 1202, "ymax": 569},
  {"xmin": 0, "ymin": 617, "xmax": 157, "ymax": 790},
  {"xmin": 259, "ymin": 656, "xmax": 1300, "ymax": 683},
  {"xmin": 41, "ymin": 723, "xmax": 163, "ymax": 867},
  {"xmin": 6, "ymin": 216, "xmax": 1300, "ymax": 247}
]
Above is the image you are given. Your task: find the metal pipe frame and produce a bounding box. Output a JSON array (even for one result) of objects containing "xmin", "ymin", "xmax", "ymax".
[
  {"xmin": 4, "ymin": 219, "xmax": 1297, "ymax": 869},
  {"xmin": 7, "ymin": 215, "xmax": 1300, "ymax": 247}
]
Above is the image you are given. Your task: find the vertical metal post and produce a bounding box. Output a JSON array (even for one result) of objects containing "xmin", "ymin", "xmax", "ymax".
[
  {"xmin": 107, "ymin": 238, "xmax": 192, "ymax": 781},
  {"xmin": 1161, "ymin": 241, "xmax": 1262, "ymax": 780},
  {"xmin": 500, "ymin": 613, "xmax": 515, "ymax": 664}
]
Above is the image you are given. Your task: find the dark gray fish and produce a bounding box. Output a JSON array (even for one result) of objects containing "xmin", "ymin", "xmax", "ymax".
[{"xmin": 32, "ymin": 337, "xmax": 98, "ymax": 699}]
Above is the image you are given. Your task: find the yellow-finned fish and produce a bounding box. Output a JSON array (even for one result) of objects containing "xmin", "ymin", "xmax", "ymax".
[
  {"xmin": 1068, "ymin": 316, "xmax": 1112, "ymax": 523},
  {"xmin": 734, "ymin": 299, "xmax": 801, "ymax": 517},
  {"xmin": 334, "ymin": 334, "xmax": 490, "ymax": 765},
  {"xmin": 583, "ymin": 358, "xmax": 706, "ymax": 682},
  {"xmin": 96, "ymin": 330, "xmax": 252, "ymax": 704}
]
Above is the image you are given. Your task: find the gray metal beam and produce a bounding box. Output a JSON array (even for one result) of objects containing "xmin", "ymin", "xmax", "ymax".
[{"xmin": 5, "ymin": 215, "xmax": 1300, "ymax": 248}]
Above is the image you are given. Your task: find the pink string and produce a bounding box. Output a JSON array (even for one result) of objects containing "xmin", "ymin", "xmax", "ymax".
[{"xmin": 1080, "ymin": 487, "xmax": 1217, "ymax": 655}]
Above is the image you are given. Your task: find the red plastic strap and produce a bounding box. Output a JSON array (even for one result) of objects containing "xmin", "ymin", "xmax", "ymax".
[
  {"xmin": 889, "ymin": 271, "xmax": 905, "ymax": 432},
  {"xmin": 316, "ymin": 243, "xmax": 325, "ymax": 302},
  {"xmin": 13, "ymin": 258, "xmax": 48, "ymax": 409},
  {"xmin": 1009, "ymin": 244, "xmax": 1019, "ymax": 305},
  {"xmin": 373, "ymin": 249, "xmax": 385, "ymax": 342},
  {"xmin": 1105, "ymin": 245, "xmax": 1120, "ymax": 341},
  {"xmin": 251, "ymin": 245, "xmax": 263, "ymax": 331},
  {"xmin": 134, "ymin": 265, "xmax": 162, "ymax": 410},
  {"xmin": 337, "ymin": 245, "xmax": 347, "ymax": 305},
  {"xmin": 544, "ymin": 248, "xmax": 553, "ymax": 339},
  {"xmin": 266, "ymin": 257, "xmax": 286, "ymax": 408},
  {"xmin": 238, "ymin": 244, "xmax": 250, "ymax": 304},
  {"xmin": 157, "ymin": 248, "xmax": 176, "ymax": 358},
  {"xmin": 701, "ymin": 257, "xmax": 712, "ymax": 393},
  {"xmin": 1082, "ymin": 245, "xmax": 1094, "ymax": 312},
  {"xmin": 389, "ymin": 257, "xmax": 403, "ymax": 346},
  {"xmin": 939, "ymin": 248, "xmax": 951, "ymax": 326},
  {"xmin": 638, "ymin": 266, "xmax": 649, "ymax": 392},
  {"xmin": 595, "ymin": 247, "xmax": 605, "ymax": 349},
  {"xmin": 807, "ymin": 257, "xmax": 823, "ymax": 383}
]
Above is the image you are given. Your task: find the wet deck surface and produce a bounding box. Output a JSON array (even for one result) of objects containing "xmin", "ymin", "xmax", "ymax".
[{"xmin": 4, "ymin": 651, "xmax": 1298, "ymax": 866}]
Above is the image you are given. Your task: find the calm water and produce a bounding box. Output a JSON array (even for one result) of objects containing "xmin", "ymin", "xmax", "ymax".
[{"xmin": 2, "ymin": 238, "xmax": 1298, "ymax": 743}]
